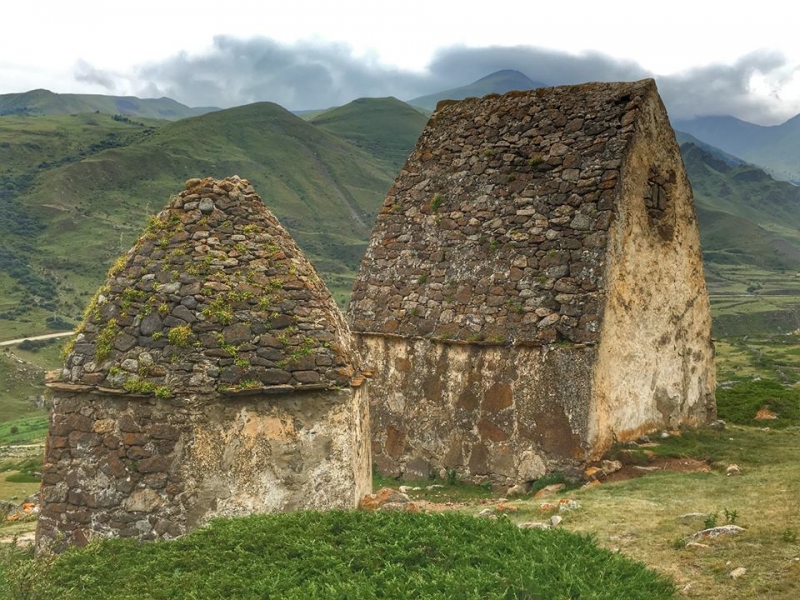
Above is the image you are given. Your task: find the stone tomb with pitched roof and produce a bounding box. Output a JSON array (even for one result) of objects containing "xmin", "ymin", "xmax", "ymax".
[
  {"xmin": 36, "ymin": 177, "xmax": 371, "ymax": 552},
  {"xmin": 348, "ymin": 80, "xmax": 715, "ymax": 485}
]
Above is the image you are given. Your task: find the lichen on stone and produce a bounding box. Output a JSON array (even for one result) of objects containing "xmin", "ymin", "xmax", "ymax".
[
  {"xmin": 60, "ymin": 176, "xmax": 360, "ymax": 396},
  {"xmin": 348, "ymin": 80, "xmax": 656, "ymax": 346}
]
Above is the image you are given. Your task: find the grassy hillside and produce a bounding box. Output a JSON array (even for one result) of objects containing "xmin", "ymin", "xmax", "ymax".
[
  {"xmin": 0, "ymin": 113, "xmax": 166, "ymax": 334},
  {"xmin": 674, "ymin": 131, "xmax": 747, "ymax": 167},
  {"xmin": 675, "ymin": 114, "xmax": 800, "ymax": 183},
  {"xmin": 681, "ymin": 142, "xmax": 800, "ymax": 335},
  {"xmin": 681, "ymin": 144, "xmax": 800, "ymax": 256},
  {"xmin": 2, "ymin": 101, "xmax": 396, "ymax": 334},
  {"xmin": 408, "ymin": 70, "xmax": 545, "ymax": 111},
  {"xmin": 0, "ymin": 89, "xmax": 215, "ymax": 120},
  {"xmin": 311, "ymin": 97, "xmax": 428, "ymax": 170}
]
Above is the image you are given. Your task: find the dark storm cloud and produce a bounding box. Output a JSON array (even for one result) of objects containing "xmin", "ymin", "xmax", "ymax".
[
  {"xmin": 134, "ymin": 36, "xmax": 433, "ymax": 110},
  {"xmin": 427, "ymin": 46, "xmax": 795, "ymax": 123},
  {"xmin": 74, "ymin": 60, "xmax": 117, "ymax": 91},
  {"xmin": 426, "ymin": 45, "xmax": 648, "ymax": 89},
  {"xmin": 86, "ymin": 36, "xmax": 797, "ymax": 123},
  {"xmin": 656, "ymin": 51, "xmax": 796, "ymax": 123}
]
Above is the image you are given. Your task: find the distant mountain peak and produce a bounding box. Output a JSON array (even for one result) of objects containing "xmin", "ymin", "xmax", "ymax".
[
  {"xmin": 474, "ymin": 69, "xmax": 533, "ymax": 82},
  {"xmin": 0, "ymin": 89, "xmax": 217, "ymax": 120},
  {"xmin": 408, "ymin": 70, "xmax": 547, "ymax": 111}
]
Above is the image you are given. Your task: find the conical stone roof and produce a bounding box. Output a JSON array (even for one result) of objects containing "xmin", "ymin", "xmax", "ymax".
[{"xmin": 58, "ymin": 176, "xmax": 360, "ymax": 396}]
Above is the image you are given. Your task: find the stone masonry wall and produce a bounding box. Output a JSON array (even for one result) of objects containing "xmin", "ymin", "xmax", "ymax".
[
  {"xmin": 349, "ymin": 81, "xmax": 652, "ymax": 345},
  {"xmin": 350, "ymin": 80, "xmax": 714, "ymax": 482},
  {"xmin": 62, "ymin": 176, "xmax": 359, "ymax": 396},
  {"xmin": 36, "ymin": 386, "xmax": 370, "ymax": 553},
  {"xmin": 37, "ymin": 176, "xmax": 372, "ymax": 552},
  {"xmin": 364, "ymin": 336, "xmax": 594, "ymax": 485}
]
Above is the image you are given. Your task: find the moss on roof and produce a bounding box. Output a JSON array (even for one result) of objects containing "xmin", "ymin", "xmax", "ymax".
[{"xmin": 57, "ymin": 176, "xmax": 360, "ymax": 396}]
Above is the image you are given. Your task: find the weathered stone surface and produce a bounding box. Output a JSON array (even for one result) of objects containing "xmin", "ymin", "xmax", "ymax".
[
  {"xmin": 37, "ymin": 176, "xmax": 372, "ymax": 554},
  {"xmin": 349, "ymin": 80, "xmax": 715, "ymax": 483},
  {"xmin": 36, "ymin": 387, "xmax": 371, "ymax": 553},
  {"xmin": 56, "ymin": 176, "xmax": 361, "ymax": 395}
]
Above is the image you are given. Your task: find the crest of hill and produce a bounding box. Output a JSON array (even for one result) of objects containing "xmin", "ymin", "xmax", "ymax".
[
  {"xmin": 8, "ymin": 100, "xmax": 396, "ymax": 326},
  {"xmin": 0, "ymin": 88, "xmax": 216, "ymax": 120},
  {"xmin": 349, "ymin": 79, "xmax": 654, "ymax": 345},
  {"xmin": 681, "ymin": 142, "xmax": 800, "ymax": 269},
  {"xmin": 675, "ymin": 113, "xmax": 800, "ymax": 183},
  {"xmin": 408, "ymin": 70, "xmax": 546, "ymax": 112},
  {"xmin": 311, "ymin": 97, "xmax": 428, "ymax": 169},
  {"xmin": 57, "ymin": 176, "xmax": 361, "ymax": 397}
]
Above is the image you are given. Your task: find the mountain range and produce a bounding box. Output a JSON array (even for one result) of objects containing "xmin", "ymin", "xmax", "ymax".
[
  {"xmin": 2, "ymin": 70, "xmax": 800, "ymax": 342},
  {"xmin": 0, "ymin": 89, "xmax": 216, "ymax": 120},
  {"xmin": 675, "ymin": 113, "xmax": 800, "ymax": 183},
  {"xmin": 408, "ymin": 70, "xmax": 545, "ymax": 111}
]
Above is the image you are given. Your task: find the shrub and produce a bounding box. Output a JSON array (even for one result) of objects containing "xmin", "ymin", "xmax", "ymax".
[
  {"xmin": 95, "ymin": 319, "xmax": 118, "ymax": 363},
  {"xmin": 167, "ymin": 325, "xmax": 193, "ymax": 348},
  {"xmin": 1, "ymin": 511, "xmax": 675, "ymax": 599},
  {"xmin": 716, "ymin": 378, "xmax": 800, "ymax": 427}
]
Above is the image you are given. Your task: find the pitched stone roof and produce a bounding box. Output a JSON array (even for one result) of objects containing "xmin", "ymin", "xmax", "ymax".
[
  {"xmin": 348, "ymin": 79, "xmax": 657, "ymax": 345},
  {"xmin": 57, "ymin": 176, "xmax": 360, "ymax": 396}
]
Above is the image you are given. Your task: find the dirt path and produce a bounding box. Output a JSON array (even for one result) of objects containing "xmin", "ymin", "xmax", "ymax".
[{"xmin": 0, "ymin": 331, "xmax": 74, "ymax": 347}]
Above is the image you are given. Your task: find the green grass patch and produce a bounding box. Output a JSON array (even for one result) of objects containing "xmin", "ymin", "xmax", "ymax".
[
  {"xmin": 2, "ymin": 472, "xmax": 38, "ymax": 484},
  {"xmin": 373, "ymin": 474, "xmax": 497, "ymax": 501},
  {"xmin": 0, "ymin": 456, "xmax": 42, "ymax": 474},
  {"xmin": 0, "ymin": 417, "xmax": 48, "ymax": 446},
  {"xmin": 0, "ymin": 511, "xmax": 675, "ymax": 599},
  {"xmin": 716, "ymin": 379, "xmax": 800, "ymax": 427}
]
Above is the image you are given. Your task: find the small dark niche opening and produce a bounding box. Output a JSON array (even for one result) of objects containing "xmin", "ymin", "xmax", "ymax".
[{"xmin": 644, "ymin": 166, "xmax": 676, "ymax": 241}]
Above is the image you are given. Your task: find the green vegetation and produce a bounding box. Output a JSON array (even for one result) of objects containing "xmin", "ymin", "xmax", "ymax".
[
  {"xmin": 0, "ymin": 349, "xmax": 50, "ymax": 423},
  {"xmin": 681, "ymin": 143, "xmax": 800, "ymax": 336},
  {"xmin": 311, "ymin": 97, "xmax": 427, "ymax": 171},
  {"xmin": 716, "ymin": 379, "xmax": 800, "ymax": 426},
  {"xmin": 0, "ymin": 89, "xmax": 214, "ymax": 120},
  {"xmin": 0, "ymin": 416, "xmax": 48, "ymax": 445},
  {"xmin": 0, "ymin": 99, "xmax": 401, "ymax": 336},
  {"xmin": 121, "ymin": 377, "xmax": 152, "ymax": 394},
  {"xmin": 0, "ymin": 511, "xmax": 674, "ymax": 600},
  {"xmin": 94, "ymin": 318, "xmax": 118, "ymax": 363},
  {"xmin": 166, "ymin": 325, "xmax": 193, "ymax": 348},
  {"xmin": 201, "ymin": 297, "xmax": 234, "ymax": 325}
]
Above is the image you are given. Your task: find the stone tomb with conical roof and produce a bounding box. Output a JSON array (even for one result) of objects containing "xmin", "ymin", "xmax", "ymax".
[
  {"xmin": 36, "ymin": 176, "xmax": 371, "ymax": 552},
  {"xmin": 348, "ymin": 79, "xmax": 715, "ymax": 485}
]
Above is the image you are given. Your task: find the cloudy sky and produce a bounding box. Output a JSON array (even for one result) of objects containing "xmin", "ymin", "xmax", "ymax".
[{"xmin": 3, "ymin": 0, "xmax": 799, "ymax": 123}]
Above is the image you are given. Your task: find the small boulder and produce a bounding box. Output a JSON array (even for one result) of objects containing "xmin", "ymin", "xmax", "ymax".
[
  {"xmin": 359, "ymin": 488, "xmax": 411, "ymax": 511},
  {"xmin": 689, "ymin": 525, "xmax": 745, "ymax": 540},
  {"xmin": 534, "ymin": 483, "xmax": 564, "ymax": 499},
  {"xmin": 601, "ymin": 459, "xmax": 623, "ymax": 475},
  {"xmin": 558, "ymin": 499, "xmax": 580, "ymax": 512},
  {"xmin": 754, "ymin": 407, "xmax": 778, "ymax": 421},
  {"xmin": 518, "ymin": 522, "xmax": 551, "ymax": 530},
  {"xmin": 506, "ymin": 484, "xmax": 527, "ymax": 497},
  {"xmin": 729, "ymin": 567, "xmax": 747, "ymax": 579}
]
